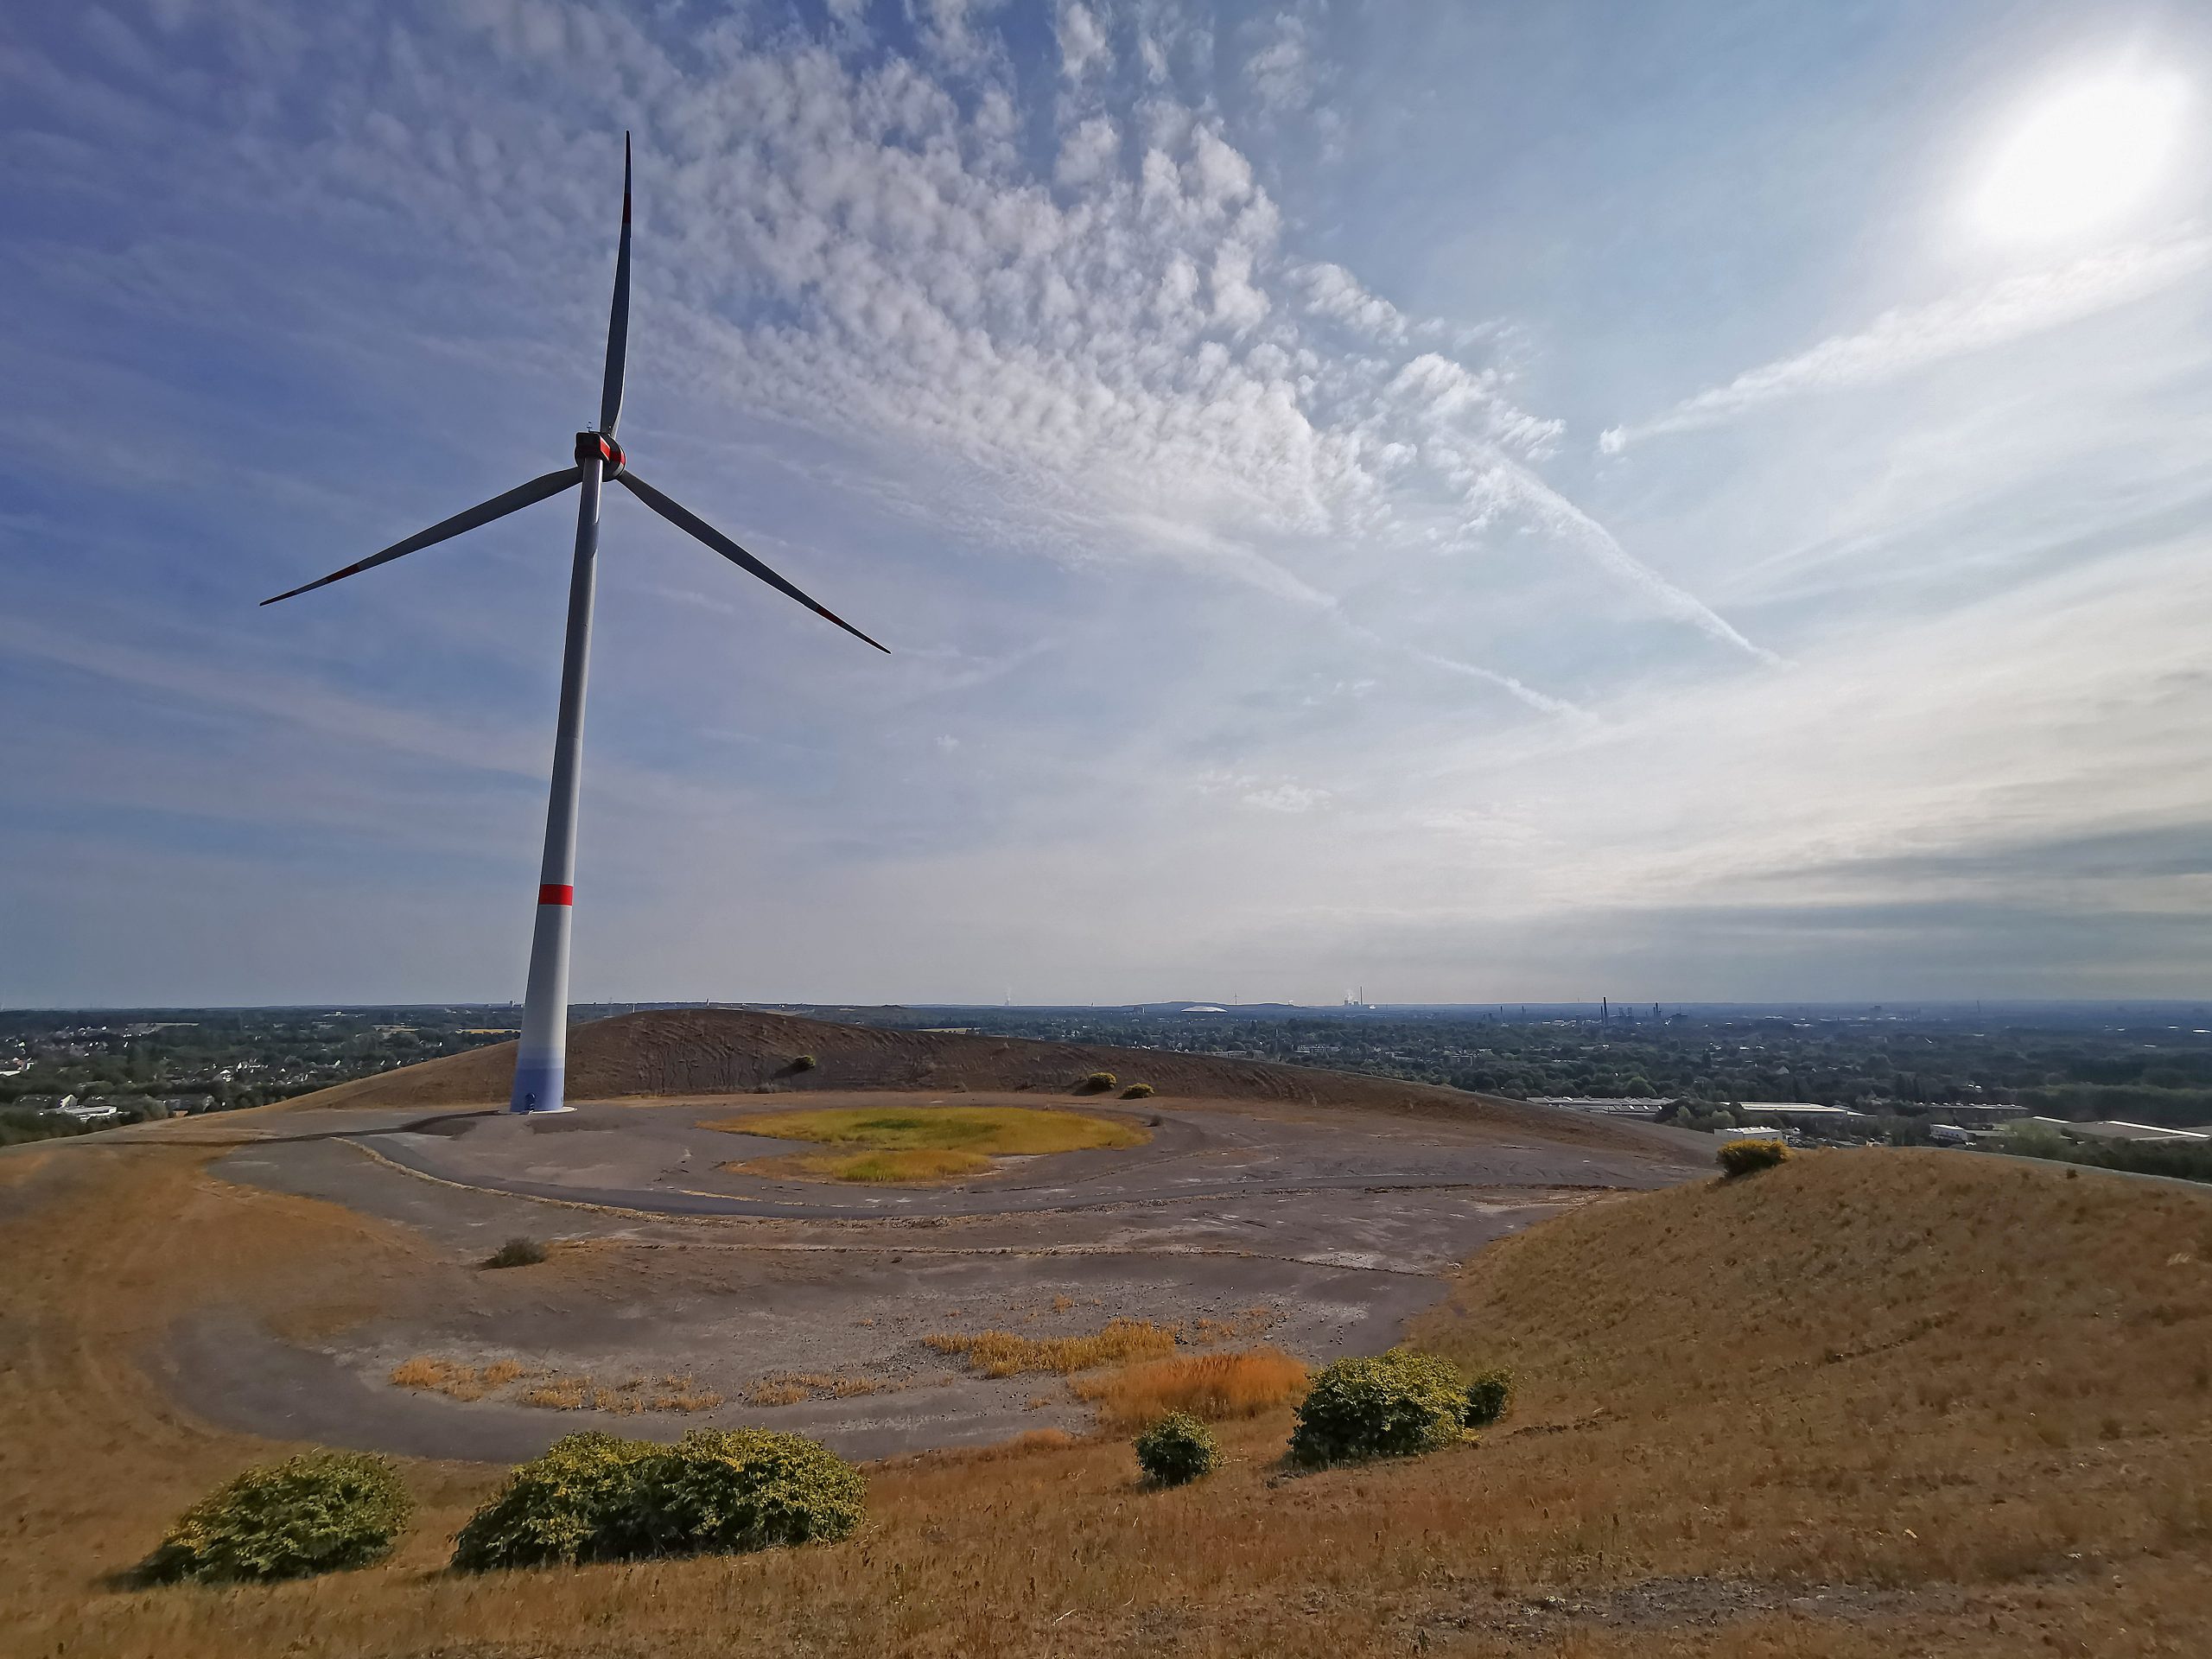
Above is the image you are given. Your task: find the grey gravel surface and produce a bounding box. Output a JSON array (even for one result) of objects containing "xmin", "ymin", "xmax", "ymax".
[{"xmin": 174, "ymin": 1092, "xmax": 1705, "ymax": 1463}]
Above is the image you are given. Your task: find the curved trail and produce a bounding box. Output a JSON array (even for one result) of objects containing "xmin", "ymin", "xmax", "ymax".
[{"xmin": 343, "ymin": 1130, "xmax": 1641, "ymax": 1224}]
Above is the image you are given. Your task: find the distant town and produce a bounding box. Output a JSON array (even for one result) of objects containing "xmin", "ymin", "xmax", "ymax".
[{"xmin": 5, "ymin": 999, "xmax": 2209, "ymax": 1179}]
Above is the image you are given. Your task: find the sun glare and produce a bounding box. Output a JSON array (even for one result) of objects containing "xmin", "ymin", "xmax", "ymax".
[{"xmin": 1972, "ymin": 68, "xmax": 2191, "ymax": 245}]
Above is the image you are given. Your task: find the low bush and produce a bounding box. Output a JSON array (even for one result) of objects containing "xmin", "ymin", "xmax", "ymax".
[
  {"xmin": 1461, "ymin": 1367, "xmax": 1513, "ymax": 1427},
  {"xmin": 451, "ymin": 1428, "xmax": 863, "ymax": 1572},
  {"xmin": 1287, "ymin": 1349, "xmax": 1469, "ymax": 1467},
  {"xmin": 1120, "ymin": 1083, "xmax": 1154, "ymax": 1099},
  {"xmin": 627, "ymin": 1428, "xmax": 866, "ymax": 1554},
  {"xmin": 483, "ymin": 1236, "xmax": 548, "ymax": 1269},
  {"xmin": 1077, "ymin": 1071, "xmax": 1117, "ymax": 1094},
  {"xmin": 1718, "ymin": 1138, "xmax": 1791, "ymax": 1178},
  {"xmin": 790, "ymin": 1054, "xmax": 819, "ymax": 1072},
  {"xmin": 451, "ymin": 1432, "xmax": 652, "ymax": 1570},
  {"xmin": 141, "ymin": 1451, "xmax": 412, "ymax": 1584},
  {"xmin": 1135, "ymin": 1413, "xmax": 1217, "ymax": 1486}
]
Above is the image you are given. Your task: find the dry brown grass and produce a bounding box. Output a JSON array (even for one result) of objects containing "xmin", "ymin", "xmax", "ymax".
[
  {"xmin": 589, "ymin": 1382, "xmax": 646, "ymax": 1414},
  {"xmin": 649, "ymin": 1375, "xmax": 724, "ymax": 1412},
  {"xmin": 1185, "ymin": 1305, "xmax": 1281, "ymax": 1344},
  {"xmin": 1071, "ymin": 1345, "xmax": 1310, "ymax": 1431},
  {"xmin": 519, "ymin": 1375, "xmax": 589, "ymax": 1410},
  {"xmin": 746, "ymin": 1372, "xmax": 884, "ymax": 1406},
  {"xmin": 387, "ymin": 1356, "xmax": 531, "ymax": 1402},
  {"xmin": 925, "ymin": 1317, "xmax": 1177, "ymax": 1376},
  {"xmin": 390, "ymin": 1354, "xmax": 718, "ymax": 1415},
  {"xmin": 8, "ymin": 1141, "xmax": 2212, "ymax": 1657}
]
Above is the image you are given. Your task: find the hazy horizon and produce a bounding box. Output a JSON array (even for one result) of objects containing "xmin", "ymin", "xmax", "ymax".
[
  {"xmin": 7, "ymin": 1, "xmax": 2211, "ymax": 1007},
  {"xmin": 10, "ymin": 996, "xmax": 2211, "ymax": 1019}
]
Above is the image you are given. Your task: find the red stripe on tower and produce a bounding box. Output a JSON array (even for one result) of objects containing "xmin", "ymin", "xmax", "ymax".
[{"xmin": 537, "ymin": 884, "xmax": 574, "ymax": 906}]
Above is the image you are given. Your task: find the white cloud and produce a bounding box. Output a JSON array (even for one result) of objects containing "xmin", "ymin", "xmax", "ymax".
[
  {"xmin": 911, "ymin": 0, "xmax": 1001, "ymax": 73},
  {"xmin": 1243, "ymin": 781, "xmax": 1330, "ymax": 812},
  {"xmin": 1603, "ymin": 234, "xmax": 2212, "ymax": 452},
  {"xmin": 1056, "ymin": 1, "xmax": 1110, "ymax": 82},
  {"xmin": 8, "ymin": 2, "xmax": 1775, "ymax": 702},
  {"xmin": 1246, "ymin": 10, "xmax": 1317, "ymax": 114},
  {"xmin": 1295, "ymin": 261, "xmax": 1407, "ymax": 343},
  {"xmin": 1198, "ymin": 771, "xmax": 1332, "ymax": 812},
  {"xmin": 1054, "ymin": 112, "xmax": 1118, "ymax": 187}
]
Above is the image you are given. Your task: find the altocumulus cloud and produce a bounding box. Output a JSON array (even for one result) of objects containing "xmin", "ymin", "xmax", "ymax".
[{"xmin": 7, "ymin": 0, "xmax": 2210, "ymax": 1006}]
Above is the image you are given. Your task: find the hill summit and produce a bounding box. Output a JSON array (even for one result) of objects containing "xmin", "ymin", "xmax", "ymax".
[{"xmin": 287, "ymin": 1007, "xmax": 1658, "ymax": 1148}]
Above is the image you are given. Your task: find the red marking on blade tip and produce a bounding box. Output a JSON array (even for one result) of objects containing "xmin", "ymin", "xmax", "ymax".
[{"xmin": 537, "ymin": 884, "xmax": 574, "ymax": 906}]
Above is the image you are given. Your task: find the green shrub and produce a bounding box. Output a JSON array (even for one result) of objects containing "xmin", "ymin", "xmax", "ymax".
[
  {"xmin": 1134, "ymin": 1413, "xmax": 1217, "ymax": 1486},
  {"xmin": 1461, "ymin": 1367, "xmax": 1513, "ymax": 1427},
  {"xmin": 790, "ymin": 1054, "xmax": 819, "ymax": 1072},
  {"xmin": 629, "ymin": 1428, "xmax": 865, "ymax": 1554},
  {"xmin": 451, "ymin": 1429, "xmax": 863, "ymax": 1572},
  {"xmin": 483, "ymin": 1236, "xmax": 547, "ymax": 1269},
  {"xmin": 452, "ymin": 1431, "xmax": 652, "ymax": 1570},
  {"xmin": 141, "ymin": 1451, "xmax": 412, "ymax": 1584},
  {"xmin": 1077, "ymin": 1071, "xmax": 1117, "ymax": 1094},
  {"xmin": 1717, "ymin": 1137, "xmax": 1790, "ymax": 1177},
  {"xmin": 1120, "ymin": 1083, "xmax": 1154, "ymax": 1099},
  {"xmin": 1287, "ymin": 1349, "xmax": 1469, "ymax": 1467}
]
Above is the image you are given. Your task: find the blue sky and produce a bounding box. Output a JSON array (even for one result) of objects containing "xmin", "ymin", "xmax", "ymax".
[{"xmin": 4, "ymin": 0, "xmax": 2211, "ymax": 1007}]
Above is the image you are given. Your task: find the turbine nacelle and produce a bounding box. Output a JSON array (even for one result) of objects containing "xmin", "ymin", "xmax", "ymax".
[{"xmin": 576, "ymin": 430, "xmax": 627, "ymax": 474}]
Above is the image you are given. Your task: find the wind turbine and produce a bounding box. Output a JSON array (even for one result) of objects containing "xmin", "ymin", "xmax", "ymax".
[{"xmin": 262, "ymin": 134, "xmax": 887, "ymax": 1115}]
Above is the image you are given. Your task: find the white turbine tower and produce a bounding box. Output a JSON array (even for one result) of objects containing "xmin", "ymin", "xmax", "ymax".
[{"xmin": 262, "ymin": 135, "xmax": 888, "ymax": 1114}]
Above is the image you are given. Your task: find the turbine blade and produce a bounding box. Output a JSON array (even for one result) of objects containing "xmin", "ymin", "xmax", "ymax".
[
  {"xmin": 613, "ymin": 469, "xmax": 890, "ymax": 652},
  {"xmin": 598, "ymin": 132, "xmax": 632, "ymax": 437},
  {"xmin": 259, "ymin": 467, "xmax": 582, "ymax": 606}
]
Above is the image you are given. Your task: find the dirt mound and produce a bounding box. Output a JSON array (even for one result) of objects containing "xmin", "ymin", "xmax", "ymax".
[{"xmin": 281, "ymin": 1007, "xmax": 1667, "ymax": 1150}]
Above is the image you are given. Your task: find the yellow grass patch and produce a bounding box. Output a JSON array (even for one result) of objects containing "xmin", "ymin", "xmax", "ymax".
[
  {"xmin": 746, "ymin": 1372, "xmax": 884, "ymax": 1406},
  {"xmin": 925, "ymin": 1317, "xmax": 1177, "ymax": 1376},
  {"xmin": 649, "ymin": 1375, "xmax": 724, "ymax": 1412},
  {"xmin": 518, "ymin": 1375, "xmax": 588, "ymax": 1410},
  {"xmin": 711, "ymin": 1104, "xmax": 1147, "ymax": 1185},
  {"xmin": 1072, "ymin": 1345, "xmax": 1310, "ymax": 1431},
  {"xmin": 389, "ymin": 1355, "xmax": 721, "ymax": 1415},
  {"xmin": 386, "ymin": 1357, "xmax": 525, "ymax": 1402}
]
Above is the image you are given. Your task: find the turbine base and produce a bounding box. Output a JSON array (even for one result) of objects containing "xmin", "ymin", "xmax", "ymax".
[{"xmin": 509, "ymin": 1056, "xmax": 569, "ymax": 1116}]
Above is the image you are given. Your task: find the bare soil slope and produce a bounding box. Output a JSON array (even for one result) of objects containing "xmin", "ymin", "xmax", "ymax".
[
  {"xmin": 283, "ymin": 1007, "xmax": 1656, "ymax": 1149},
  {"xmin": 5, "ymin": 1141, "xmax": 2210, "ymax": 1656}
]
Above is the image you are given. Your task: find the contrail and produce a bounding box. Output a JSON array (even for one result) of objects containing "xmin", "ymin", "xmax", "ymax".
[
  {"xmin": 1602, "ymin": 233, "xmax": 2212, "ymax": 453},
  {"xmin": 1499, "ymin": 467, "xmax": 1782, "ymax": 665},
  {"xmin": 1121, "ymin": 510, "xmax": 1589, "ymax": 717}
]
